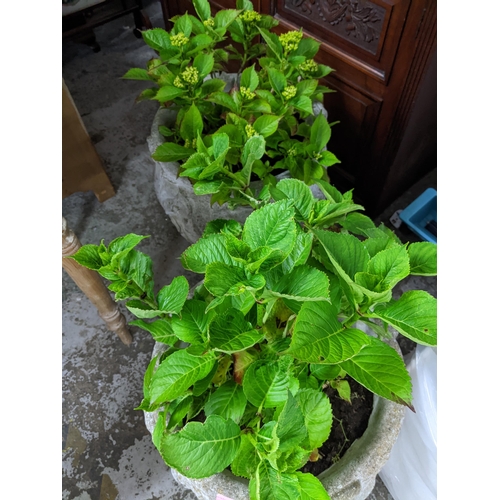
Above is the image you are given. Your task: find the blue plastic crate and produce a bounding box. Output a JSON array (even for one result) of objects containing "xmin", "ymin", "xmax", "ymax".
[{"xmin": 399, "ymin": 188, "xmax": 437, "ymax": 244}]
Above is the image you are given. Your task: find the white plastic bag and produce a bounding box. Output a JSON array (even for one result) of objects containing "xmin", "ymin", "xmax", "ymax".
[{"xmin": 379, "ymin": 344, "xmax": 437, "ymax": 500}]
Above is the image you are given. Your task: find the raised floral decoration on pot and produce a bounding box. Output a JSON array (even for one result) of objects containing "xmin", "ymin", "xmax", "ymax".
[
  {"xmin": 123, "ymin": 0, "xmax": 339, "ymax": 209},
  {"xmin": 70, "ymin": 177, "xmax": 437, "ymax": 500}
]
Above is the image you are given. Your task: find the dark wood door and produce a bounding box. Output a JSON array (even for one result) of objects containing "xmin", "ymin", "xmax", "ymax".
[{"xmin": 161, "ymin": 0, "xmax": 436, "ymax": 216}]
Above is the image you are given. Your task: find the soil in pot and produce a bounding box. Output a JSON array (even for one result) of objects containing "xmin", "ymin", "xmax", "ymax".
[{"xmin": 301, "ymin": 376, "xmax": 374, "ymax": 476}]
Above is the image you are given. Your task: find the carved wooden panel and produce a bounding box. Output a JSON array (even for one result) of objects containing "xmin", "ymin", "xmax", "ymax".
[{"xmin": 285, "ymin": 0, "xmax": 386, "ymax": 55}]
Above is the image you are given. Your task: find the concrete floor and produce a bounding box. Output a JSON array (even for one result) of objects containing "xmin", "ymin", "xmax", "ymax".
[{"xmin": 62, "ymin": 2, "xmax": 436, "ymax": 498}]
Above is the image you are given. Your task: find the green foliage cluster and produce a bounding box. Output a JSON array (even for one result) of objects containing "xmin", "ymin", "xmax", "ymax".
[
  {"xmin": 71, "ymin": 178, "xmax": 437, "ymax": 500},
  {"xmin": 124, "ymin": 0, "xmax": 338, "ymax": 208}
]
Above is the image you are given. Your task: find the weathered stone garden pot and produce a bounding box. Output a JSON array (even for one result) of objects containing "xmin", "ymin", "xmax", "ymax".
[
  {"xmin": 144, "ymin": 338, "xmax": 405, "ymax": 500},
  {"xmin": 147, "ymin": 74, "xmax": 327, "ymax": 244}
]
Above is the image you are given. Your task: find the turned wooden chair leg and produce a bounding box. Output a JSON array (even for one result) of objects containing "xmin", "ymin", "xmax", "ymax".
[{"xmin": 62, "ymin": 217, "xmax": 132, "ymax": 345}]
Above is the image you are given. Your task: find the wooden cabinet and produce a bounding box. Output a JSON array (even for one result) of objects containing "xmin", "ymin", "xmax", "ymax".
[{"xmin": 164, "ymin": 0, "xmax": 436, "ymax": 216}]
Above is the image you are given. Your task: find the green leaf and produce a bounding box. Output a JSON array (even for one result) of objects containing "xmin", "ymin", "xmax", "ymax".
[
  {"xmin": 122, "ymin": 68, "xmax": 154, "ymax": 81},
  {"xmin": 275, "ymin": 178, "xmax": 314, "ymax": 220},
  {"xmin": 205, "ymin": 262, "xmax": 265, "ymax": 297},
  {"xmin": 272, "ymin": 392, "xmax": 308, "ymax": 454},
  {"xmin": 152, "ymin": 142, "xmax": 193, "ymax": 162},
  {"xmin": 211, "ymin": 133, "xmax": 230, "ymax": 159},
  {"xmin": 243, "ymin": 361, "xmax": 290, "ymax": 410},
  {"xmin": 154, "ymin": 85, "xmax": 186, "ymax": 102},
  {"xmin": 204, "ymin": 380, "xmax": 247, "ymax": 423},
  {"xmin": 70, "ymin": 244, "xmax": 102, "ymax": 270},
  {"xmin": 340, "ymin": 336, "xmax": 413, "ymax": 407},
  {"xmin": 180, "ymin": 103, "xmax": 203, "ymax": 141},
  {"xmin": 253, "ymin": 115, "xmax": 281, "ymax": 137},
  {"xmin": 408, "ymin": 242, "xmax": 437, "ymax": 276},
  {"xmin": 294, "ymin": 37, "xmax": 320, "ymax": 59},
  {"xmin": 318, "ymin": 150, "xmax": 340, "ymax": 167},
  {"xmin": 244, "ymin": 99, "xmax": 272, "ymax": 114},
  {"xmin": 372, "ymin": 290, "xmax": 437, "ymax": 346},
  {"xmin": 287, "ymin": 301, "xmax": 370, "ymax": 363},
  {"xmin": 313, "ymin": 229, "xmax": 370, "ymax": 281},
  {"xmin": 214, "ymin": 9, "xmax": 241, "ymax": 29},
  {"xmin": 125, "ymin": 300, "xmax": 161, "ymax": 319},
  {"xmin": 176, "ymin": 13, "xmax": 192, "ymax": 37},
  {"xmin": 193, "ymin": 0, "xmax": 211, "ymax": 21},
  {"xmin": 208, "ymin": 91, "xmax": 238, "ymax": 113},
  {"xmin": 161, "ymin": 415, "xmax": 241, "ymax": 479},
  {"xmin": 242, "ymin": 199, "xmax": 297, "ymax": 256},
  {"xmin": 309, "ymin": 363, "xmax": 341, "ymax": 381},
  {"xmin": 171, "ymin": 299, "xmax": 214, "ymax": 344},
  {"xmin": 150, "ymin": 350, "xmax": 216, "ymax": 403},
  {"xmin": 310, "ymin": 113, "xmax": 331, "ymax": 151},
  {"xmin": 231, "ymin": 433, "xmax": 260, "ymax": 479},
  {"xmin": 289, "ymin": 95, "xmax": 313, "ymax": 115},
  {"xmin": 203, "ymin": 219, "xmax": 242, "ymax": 237},
  {"xmin": 240, "ymin": 65, "xmax": 259, "ymax": 91},
  {"xmin": 314, "ymin": 179, "xmax": 343, "ymax": 203},
  {"xmin": 258, "ymin": 28, "xmax": 283, "ymax": 60},
  {"xmin": 366, "ymin": 245, "xmax": 410, "ymax": 290},
  {"xmin": 129, "ymin": 319, "xmax": 177, "ymax": 344},
  {"xmin": 338, "ymin": 212, "xmax": 376, "ymax": 236},
  {"xmin": 296, "ymin": 389, "xmax": 332, "ymax": 450},
  {"xmin": 193, "ymin": 53, "xmax": 214, "ymax": 79},
  {"xmin": 142, "ymin": 28, "xmax": 171, "ymax": 50},
  {"xmin": 249, "ymin": 462, "xmax": 299, "ymax": 500},
  {"xmin": 152, "ymin": 410, "xmax": 166, "ymax": 450},
  {"xmin": 293, "ymin": 472, "xmax": 331, "ymax": 500},
  {"xmin": 242, "ymin": 135, "xmax": 266, "ymax": 171},
  {"xmin": 157, "ymin": 276, "xmax": 189, "ymax": 314},
  {"xmin": 272, "ymin": 265, "xmax": 330, "ymax": 302},
  {"xmin": 209, "ymin": 308, "xmax": 264, "ymax": 353},
  {"xmin": 181, "ymin": 234, "xmax": 240, "ymax": 273},
  {"xmin": 200, "ymin": 78, "xmax": 227, "ymax": 96},
  {"xmin": 267, "ymin": 67, "xmax": 287, "ymax": 93},
  {"xmin": 167, "ymin": 394, "xmax": 193, "ymax": 430},
  {"xmin": 282, "ymin": 231, "xmax": 313, "ymax": 273}
]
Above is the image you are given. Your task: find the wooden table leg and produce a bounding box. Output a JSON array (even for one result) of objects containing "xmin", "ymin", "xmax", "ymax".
[{"xmin": 62, "ymin": 217, "xmax": 132, "ymax": 346}]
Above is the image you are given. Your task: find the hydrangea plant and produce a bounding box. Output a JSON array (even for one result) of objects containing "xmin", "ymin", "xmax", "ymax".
[
  {"xmin": 124, "ymin": 0, "xmax": 338, "ymax": 208},
  {"xmin": 70, "ymin": 178, "xmax": 437, "ymax": 500}
]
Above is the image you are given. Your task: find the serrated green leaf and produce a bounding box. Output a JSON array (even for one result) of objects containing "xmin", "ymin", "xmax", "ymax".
[
  {"xmin": 161, "ymin": 415, "xmax": 241, "ymax": 478},
  {"xmin": 125, "ymin": 300, "xmax": 162, "ymax": 319},
  {"xmin": 209, "ymin": 308, "xmax": 264, "ymax": 353},
  {"xmin": 150, "ymin": 350, "xmax": 216, "ymax": 403},
  {"xmin": 258, "ymin": 28, "xmax": 283, "ymax": 60},
  {"xmin": 242, "ymin": 199, "xmax": 297, "ymax": 256},
  {"xmin": 214, "ymin": 9, "xmax": 241, "ymax": 29},
  {"xmin": 249, "ymin": 462, "xmax": 299, "ymax": 500},
  {"xmin": 142, "ymin": 28, "xmax": 171, "ymax": 50},
  {"xmin": 205, "ymin": 262, "xmax": 265, "ymax": 297},
  {"xmin": 204, "ymin": 380, "xmax": 247, "ymax": 423},
  {"xmin": 310, "ymin": 363, "xmax": 341, "ymax": 381},
  {"xmin": 253, "ymin": 115, "xmax": 281, "ymax": 137},
  {"xmin": 289, "ymin": 95, "xmax": 313, "ymax": 115},
  {"xmin": 314, "ymin": 179, "xmax": 343, "ymax": 203},
  {"xmin": 200, "ymin": 78, "xmax": 227, "ymax": 96},
  {"xmin": 338, "ymin": 212, "xmax": 376, "ymax": 236},
  {"xmin": 275, "ymin": 178, "xmax": 314, "ymax": 220},
  {"xmin": 193, "ymin": 0, "xmax": 211, "ymax": 21},
  {"xmin": 152, "ymin": 142, "xmax": 193, "ymax": 162},
  {"xmin": 231, "ymin": 433, "xmax": 260, "ymax": 479},
  {"xmin": 157, "ymin": 276, "xmax": 189, "ymax": 314},
  {"xmin": 293, "ymin": 471, "xmax": 330, "ymax": 500},
  {"xmin": 152, "ymin": 410, "xmax": 167, "ymax": 450},
  {"xmin": 176, "ymin": 13, "xmax": 192, "ymax": 37},
  {"xmin": 193, "ymin": 52, "xmax": 214, "ymax": 79},
  {"xmin": 310, "ymin": 113, "xmax": 331, "ymax": 151},
  {"xmin": 340, "ymin": 336, "xmax": 413, "ymax": 407},
  {"xmin": 69, "ymin": 244, "xmax": 103, "ymax": 270},
  {"xmin": 274, "ymin": 391, "xmax": 308, "ymax": 452},
  {"xmin": 240, "ymin": 64, "xmax": 259, "ymax": 91},
  {"xmin": 243, "ymin": 361, "xmax": 290, "ymax": 410},
  {"xmin": 242, "ymin": 134, "xmax": 266, "ymax": 171},
  {"xmin": 129, "ymin": 319, "xmax": 177, "ymax": 344},
  {"xmin": 207, "ymin": 91, "xmax": 238, "ymax": 113},
  {"xmin": 202, "ymin": 219, "xmax": 242, "ymax": 237},
  {"xmin": 180, "ymin": 103, "xmax": 203, "ymax": 141},
  {"xmin": 366, "ymin": 245, "xmax": 410, "ymax": 290},
  {"xmin": 271, "ymin": 265, "xmax": 330, "ymax": 302},
  {"xmin": 181, "ymin": 233, "xmax": 241, "ymax": 273},
  {"xmin": 282, "ymin": 231, "xmax": 314, "ymax": 273},
  {"xmin": 122, "ymin": 68, "xmax": 154, "ymax": 81},
  {"xmin": 372, "ymin": 290, "xmax": 437, "ymax": 346},
  {"xmin": 171, "ymin": 299, "xmax": 214, "ymax": 344},
  {"xmin": 296, "ymin": 389, "xmax": 333, "ymax": 449},
  {"xmin": 408, "ymin": 242, "xmax": 437, "ymax": 276},
  {"xmin": 287, "ymin": 301, "xmax": 369, "ymax": 363},
  {"xmin": 267, "ymin": 67, "xmax": 287, "ymax": 93},
  {"xmin": 154, "ymin": 85, "xmax": 186, "ymax": 102}
]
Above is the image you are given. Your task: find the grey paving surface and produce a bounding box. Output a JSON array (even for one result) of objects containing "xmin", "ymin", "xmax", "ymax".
[{"xmin": 62, "ymin": 2, "xmax": 436, "ymax": 498}]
